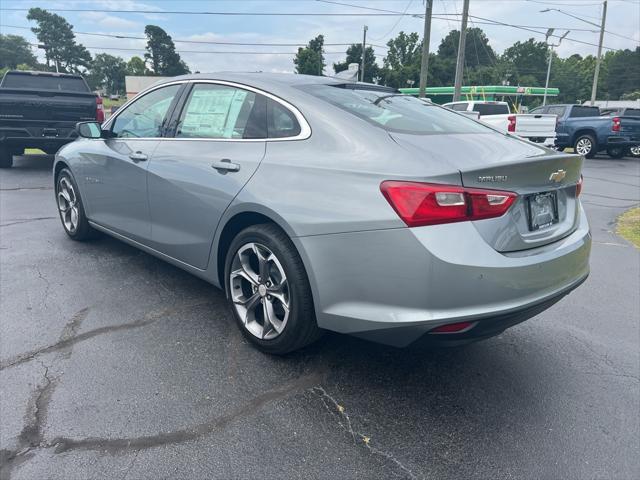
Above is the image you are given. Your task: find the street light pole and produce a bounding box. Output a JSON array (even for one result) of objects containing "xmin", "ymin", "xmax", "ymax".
[
  {"xmin": 453, "ymin": 0, "xmax": 470, "ymax": 102},
  {"xmin": 360, "ymin": 25, "xmax": 368, "ymax": 82},
  {"xmin": 543, "ymin": 30, "xmax": 569, "ymax": 106},
  {"xmin": 590, "ymin": 1, "xmax": 607, "ymax": 105},
  {"xmin": 418, "ymin": 0, "xmax": 433, "ymax": 98}
]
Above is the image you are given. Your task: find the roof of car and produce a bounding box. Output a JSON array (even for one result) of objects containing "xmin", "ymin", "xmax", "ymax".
[{"xmin": 152, "ymin": 72, "xmax": 392, "ymax": 95}]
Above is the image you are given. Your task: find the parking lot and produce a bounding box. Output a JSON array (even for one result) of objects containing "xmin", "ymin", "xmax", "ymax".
[{"xmin": 1, "ymin": 153, "xmax": 638, "ymax": 479}]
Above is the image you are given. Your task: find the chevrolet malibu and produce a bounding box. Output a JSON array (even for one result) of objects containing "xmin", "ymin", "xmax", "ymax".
[{"xmin": 54, "ymin": 73, "xmax": 591, "ymax": 354}]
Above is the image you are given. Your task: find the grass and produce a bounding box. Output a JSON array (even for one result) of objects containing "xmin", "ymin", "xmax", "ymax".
[
  {"xmin": 102, "ymin": 97, "xmax": 126, "ymax": 109},
  {"xmin": 617, "ymin": 207, "xmax": 640, "ymax": 248}
]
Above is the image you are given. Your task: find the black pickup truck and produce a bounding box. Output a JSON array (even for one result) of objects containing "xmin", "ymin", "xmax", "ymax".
[{"xmin": 0, "ymin": 70, "xmax": 103, "ymax": 168}]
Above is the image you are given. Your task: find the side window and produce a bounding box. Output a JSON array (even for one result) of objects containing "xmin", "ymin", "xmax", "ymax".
[
  {"xmin": 451, "ymin": 103, "xmax": 469, "ymax": 111},
  {"xmin": 112, "ymin": 84, "xmax": 181, "ymax": 138},
  {"xmin": 176, "ymin": 84, "xmax": 263, "ymax": 139},
  {"xmin": 267, "ymin": 99, "xmax": 301, "ymax": 138}
]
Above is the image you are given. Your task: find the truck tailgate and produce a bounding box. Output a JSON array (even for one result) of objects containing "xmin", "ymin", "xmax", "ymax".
[
  {"xmin": 0, "ymin": 88, "xmax": 97, "ymax": 123},
  {"xmin": 515, "ymin": 114, "xmax": 556, "ymax": 138}
]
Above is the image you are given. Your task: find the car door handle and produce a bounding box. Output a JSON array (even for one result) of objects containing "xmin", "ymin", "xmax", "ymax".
[
  {"xmin": 129, "ymin": 151, "xmax": 148, "ymax": 162},
  {"xmin": 211, "ymin": 159, "xmax": 240, "ymax": 172}
]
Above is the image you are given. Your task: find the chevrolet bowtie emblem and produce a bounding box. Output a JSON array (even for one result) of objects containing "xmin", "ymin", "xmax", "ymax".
[{"xmin": 549, "ymin": 169, "xmax": 566, "ymax": 182}]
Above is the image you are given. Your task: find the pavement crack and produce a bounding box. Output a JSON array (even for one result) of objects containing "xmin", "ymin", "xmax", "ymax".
[
  {"xmin": 0, "ymin": 217, "xmax": 57, "ymax": 228},
  {"xmin": 48, "ymin": 371, "xmax": 324, "ymax": 455},
  {"xmin": 311, "ymin": 387, "xmax": 421, "ymax": 480},
  {"xmin": 0, "ymin": 301, "xmax": 211, "ymax": 371},
  {"xmin": 35, "ymin": 265, "xmax": 51, "ymax": 310}
]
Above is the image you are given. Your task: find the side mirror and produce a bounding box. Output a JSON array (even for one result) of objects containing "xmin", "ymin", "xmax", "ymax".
[{"xmin": 76, "ymin": 121, "xmax": 103, "ymax": 139}]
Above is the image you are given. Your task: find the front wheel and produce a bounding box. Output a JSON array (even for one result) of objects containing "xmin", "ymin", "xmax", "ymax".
[
  {"xmin": 606, "ymin": 146, "xmax": 626, "ymax": 159},
  {"xmin": 629, "ymin": 145, "xmax": 640, "ymax": 158},
  {"xmin": 574, "ymin": 134, "xmax": 596, "ymax": 158},
  {"xmin": 224, "ymin": 224, "xmax": 321, "ymax": 354}
]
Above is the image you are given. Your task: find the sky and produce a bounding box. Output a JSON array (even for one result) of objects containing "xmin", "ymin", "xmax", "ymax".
[{"xmin": 1, "ymin": 0, "xmax": 639, "ymax": 75}]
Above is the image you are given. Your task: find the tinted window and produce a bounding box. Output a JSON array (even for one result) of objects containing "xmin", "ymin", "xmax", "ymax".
[
  {"xmin": 569, "ymin": 106, "xmax": 600, "ymax": 118},
  {"xmin": 267, "ymin": 100, "xmax": 301, "ymax": 138},
  {"xmin": 112, "ymin": 84, "xmax": 181, "ymax": 138},
  {"xmin": 299, "ymin": 85, "xmax": 490, "ymax": 135},
  {"xmin": 449, "ymin": 103, "xmax": 469, "ymax": 111},
  {"xmin": 529, "ymin": 107, "xmax": 546, "ymax": 114},
  {"xmin": 547, "ymin": 106, "xmax": 567, "ymax": 117},
  {"xmin": 623, "ymin": 108, "xmax": 640, "ymax": 117},
  {"xmin": 473, "ymin": 103, "xmax": 510, "ymax": 115},
  {"xmin": 1, "ymin": 72, "xmax": 89, "ymax": 92},
  {"xmin": 177, "ymin": 84, "xmax": 260, "ymax": 139}
]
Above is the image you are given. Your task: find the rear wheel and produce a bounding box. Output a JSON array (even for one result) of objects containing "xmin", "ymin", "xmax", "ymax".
[
  {"xmin": 629, "ymin": 145, "xmax": 640, "ymax": 158},
  {"xmin": 55, "ymin": 168, "xmax": 96, "ymax": 241},
  {"xmin": 574, "ymin": 134, "xmax": 596, "ymax": 158},
  {"xmin": 224, "ymin": 223, "xmax": 321, "ymax": 354},
  {"xmin": 606, "ymin": 146, "xmax": 626, "ymax": 159}
]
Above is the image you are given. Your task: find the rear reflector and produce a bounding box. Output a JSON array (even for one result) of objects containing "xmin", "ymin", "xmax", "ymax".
[
  {"xmin": 429, "ymin": 321, "xmax": 475, "ymax": 334},
  {"xmin": 507, "ymin": 115, "xmax": 516, "ymax": 132},
  {"xmin": 96, "ymin": 96, "xmax": 105, "ymax": 123},
  {"xmin": 576, "ymin": 174, "xmax": 583, "ymax": 197},
  {"xmin": 380, "ymin": 181, "xmax": 517, "ymax": 227}
]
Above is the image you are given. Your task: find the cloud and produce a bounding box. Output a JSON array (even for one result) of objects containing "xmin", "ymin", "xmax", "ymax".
[{"xmin": 78, "ymin": 12, "xmax": 141, "ymax": 31}]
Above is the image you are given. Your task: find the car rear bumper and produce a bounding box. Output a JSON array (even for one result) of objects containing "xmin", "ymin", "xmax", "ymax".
[
  {"xmin": 607, "ymin": 136, "xmax": 640, "ymax": 148},
  {"xmin": 294, "ymin": 204, "xmax": 591, "ymax": 347}
]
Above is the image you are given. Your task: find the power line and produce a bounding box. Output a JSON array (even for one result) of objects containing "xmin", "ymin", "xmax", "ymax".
[{"xmin": 1, "ymin": 24, "xmax": 388, "ymax": 49}]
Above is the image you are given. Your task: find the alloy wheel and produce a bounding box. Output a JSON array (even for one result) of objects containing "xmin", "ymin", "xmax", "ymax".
[
  {"xmin": 57, "ymin": 177, "xmax": 79, "ymax": 233},
  {"xmin": 630, "ymin": 145, "xmax": 640, "ymax": 157},
  {"xmin": 229, "ymin": 242, "xmax": 290, "ymax": 340},
  {"xmin": 575, "ymin": 138, "xmax": 592, "ymax": 156}
]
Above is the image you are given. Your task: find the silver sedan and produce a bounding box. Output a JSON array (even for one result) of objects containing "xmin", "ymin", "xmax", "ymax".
[{"xmin": 54, "ymin": 73, "xmax": 591, "ymax": 354}]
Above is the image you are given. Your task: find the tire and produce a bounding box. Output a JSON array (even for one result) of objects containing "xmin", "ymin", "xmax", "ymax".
[
  {"xmin": 224, "ymin": 223, "xmax": 321, "ymax": 354},
  {"xmin": 573, "ymin": 134, "xmax": 596, "ymax": 158},
  {"xmin": 55, "ymin": 168, "xmax": 96, "ymax": 241},
  {"xmin": 629, "ymin": 145, "xmax": 640, "ymax": 158},
  {"xmin": 606, "ymin": 146, "xmax": 625, "ymax": 159},
  {"xmin": 0, "ymin": 145, "xmax": 14, "ymax": 168}
]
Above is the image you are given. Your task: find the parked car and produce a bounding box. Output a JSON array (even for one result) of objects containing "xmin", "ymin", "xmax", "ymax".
[
  {"xmin": 54, "ymin": 73, "xmax": 590, "ymax": 354},
  {"xmin": 530, "ymin": 104, "xmax": 640, "ymax": 158},
  {"xmin": 0, "ymin": 70, "xmax": 103, "ymax": 168},
  {"xmin": 600, "ymin": 107, "xmax": 640, "ymax": 157},
  {"xmin": 442, "ymin": 100, "xmax": 557, "ymax": 146}
]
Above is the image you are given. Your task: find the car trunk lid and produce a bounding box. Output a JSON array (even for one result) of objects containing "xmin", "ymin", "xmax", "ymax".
[{"xmin": 389, "ymin": 132, "xmax": 583, "ymax": 252}]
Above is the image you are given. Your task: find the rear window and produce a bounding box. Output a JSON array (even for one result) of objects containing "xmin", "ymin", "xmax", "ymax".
[
  {"xmin": 1, "ymin": 73, "xmax": 89, "ymax": 92},
  {"xmin": 623, "ymin": 108, "xmax": 640, "ymax": 117},
  {"xmin": 569, "ymin": 106, "xmax": 599, "ymax": 118},
  {"xmin": 472, "ymin": 103, "xmax": 510, "ymax": 116},
  {"xmin": 449, "ymin": 103, "xmax": 469, "ymax": 111},
  {"xmin": 298, "ymin": 85, "xmax": 490, "ymax": 135},
  {"xmin": 547, "ymin": 106, "xmax": 567, "ymax": 117}
]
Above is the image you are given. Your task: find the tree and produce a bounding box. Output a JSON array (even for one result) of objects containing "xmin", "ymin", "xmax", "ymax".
[
  {"xmin": 333, "ymin": 44, "xmax": 379, "ymax": 83},
  {"xmin": 604, "ymin": 47, "xmax": 640, "ymax": 100},
  {"xmin": 27, "ymin": 8, "xmax": 91, "ymax": 73},
  {"xmin": 379, "ymin": 31, "xmax": 422, "ymax": 88},
  {"xmin": 294, "ymin": 35, "xmax": 325, "ymax": 75},
  {"xmin": 144, "ymin": 25, "xmax": 190, "ymax": 76},
  {"xmin": 126, "ymin": 56, "xmax": 149, "ymax": 76},
  {"xmin": 501, "ymin": 38, "xmax": 549, "ymax": 87},
  {"xmin": 88, "ymin": 54, "xmax": 126, "ymax": 94},
  {"xmin": 0, "ymin": 35, "xmax": 37, "ymax": 69},
  {"xmin": 433, "ymin": 28, "xmax": 498, "ymax": 86}
]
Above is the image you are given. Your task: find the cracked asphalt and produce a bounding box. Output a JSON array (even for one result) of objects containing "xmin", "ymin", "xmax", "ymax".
[{"xmin": 1, "ymin": 153, "xmax": 639, "ymax": 480}]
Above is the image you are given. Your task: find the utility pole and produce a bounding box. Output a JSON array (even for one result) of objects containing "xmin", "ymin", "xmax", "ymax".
[
  {"xmin": 590, "ymin": 0, "xmax": 607, "ymax": 106},
  {"xmin": 360, "ymin": 25, "xmax": 368, "ymax": 82},
  {"xmin": 418, "ymin": 0, "xmax": 433, "ymax": 98},
  {"xmin": 452, "ymin": 0, "xmax": 470, "ymax": 102}
]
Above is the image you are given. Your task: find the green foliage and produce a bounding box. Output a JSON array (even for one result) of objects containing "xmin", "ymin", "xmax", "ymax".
[
  {"xmin": 144, "ymin": 25, "xmax": 190, "ymax": 76},
  {"xmin": 378, "ymin": 31, "xmax": 422, "ymax": 88},
  {"xmin": 27, "ymin": 8, "xmax": 91, "ymax": 73},
  {"xmin": 294, "ymin": 35, "xmax": 325, "ymax": 75},
  {"xmin": 87, "ymin": 53, "xmax": 126, "ymax": 94},
  {"xmin": 126, "ymin": 56, "xmax": 149, "ymax": 76},
  {"xmin": 333, "ymin": 44, "xmax": 379, "ymax": 83},
  {"xmin": 0, "ymin": 34, "xmax": 37, "ymax": 69},
  {"xmin": 502, "ymin": 38, "xmax": 549, "ymax": 87}
]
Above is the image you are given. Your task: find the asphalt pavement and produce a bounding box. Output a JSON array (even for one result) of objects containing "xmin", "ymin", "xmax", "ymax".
[{"xmin": 1, "ymin": 153, "xmax": 638, "ymax": 480}]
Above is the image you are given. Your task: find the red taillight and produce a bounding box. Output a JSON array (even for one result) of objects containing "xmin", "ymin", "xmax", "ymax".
[
  {"xmin": 96, "ymin": 96, "xmax": 104, "ymax": 123},
  {"xmin": 612, "ymin": 116, "xmax": 621, "ymax": 132},
  {"xmin": 507, "ymin": 115, "xmax": 516, "ymax": 132},
  {"xmin": 576, "ymin": 174, "xmax": 583, "ymax": 197},
  {"xmin": 380, "ymin": 181, "xmax": 517, "ymax": 227},
  {"xmin": 429, "ymin": 321, "xmax": 475, "ymax": 334}
]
